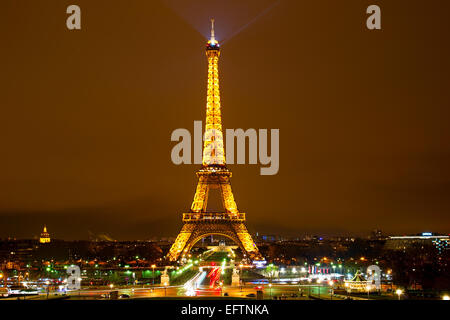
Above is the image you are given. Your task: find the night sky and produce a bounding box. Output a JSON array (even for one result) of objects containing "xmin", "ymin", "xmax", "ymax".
[{"xmin": 1, "ymin": 0, "xmax": 449, "ymax": 240}]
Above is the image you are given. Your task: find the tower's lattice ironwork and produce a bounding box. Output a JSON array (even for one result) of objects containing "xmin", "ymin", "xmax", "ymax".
[{"xmin": 167, "ymin": 19, "xmax": 263, "ymax": 262}]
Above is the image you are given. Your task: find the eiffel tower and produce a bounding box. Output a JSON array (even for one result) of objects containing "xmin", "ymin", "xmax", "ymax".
[{"xmin": 167, "ymin": 19, "xmax": 263, "ymax": 262}]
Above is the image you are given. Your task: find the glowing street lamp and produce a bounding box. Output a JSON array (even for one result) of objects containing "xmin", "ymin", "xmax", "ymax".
[
  {"xmin": 366, "ymin": 284, "xmax": 372, "ymax": 299},
  {"xmin": 328, "ymin": 280, "xmax": 334, "ymax": 300},
  {"xmin": 151, "ymin": 264, "xmax": 156, "ymax": 286},
  {"xmin": 45, "ymin": 280, "xmax": 50, "ymax": 299},
  {"xmin": 316, "ymin": 278, "xmax": 322, "ymax": 299},
  {"xmin": 442, "ymin": 295, "xmax": 450, "ymax": 301},
  {"xmin": 344, "ymin": 282, "xmax": 350, "ymax": 298},
  {"xmin": 396, "ymin": 289, "xmax": 403, "ymax": 300}
]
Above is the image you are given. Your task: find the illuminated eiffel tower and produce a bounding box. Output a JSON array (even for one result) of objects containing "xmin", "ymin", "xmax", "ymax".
[{"xmin": 167, "ymin": 19, "xmax": 263, "ymax": 262}]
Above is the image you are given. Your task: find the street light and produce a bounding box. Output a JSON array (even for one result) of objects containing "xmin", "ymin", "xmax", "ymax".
[
  {"xmin": 316, "ymin": 278, "xmax": 322, "ymax": 299},
  {"xmin": 0, "ymin": 272, "xmax": 5, "ymax": 291},
  {"xmin": 46, "ymin": 280, "xmax": 50, "ymax": 299},
  {"xmin": 366, "ymin": 285, "xmax": 372, "ymax": 299},
  {"xmin": 151, "ymin": 264, "xmax": 156, "ymax": 286},
  {"xmin": 328, "ymin": 280, "xmax": 334, "ymax": 300},
  {"xmin": 442, "ymin": 295, "xmax": 450, "ymax": 301},
  {"xmin": 396, "ymin": 289, "xmax": 403, "ymax": 300},
  {"xmin": 307, "ymin": 278, "xmax": 312, "ymax": 297}
]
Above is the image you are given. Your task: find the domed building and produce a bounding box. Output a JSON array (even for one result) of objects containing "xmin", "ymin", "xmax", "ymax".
[{"xmin": 39, "ymin": 225, "xmax": 51, "ymax": 244}]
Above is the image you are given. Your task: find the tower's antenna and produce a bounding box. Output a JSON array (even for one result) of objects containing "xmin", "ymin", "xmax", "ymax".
[{"xmin": 210, "ymin": 18, "xmax": 215, "ymax": 42}]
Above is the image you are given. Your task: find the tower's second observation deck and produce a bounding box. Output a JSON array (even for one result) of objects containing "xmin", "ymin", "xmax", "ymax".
[{"xmin": 183, "ymin": 212, "xmax": 245, "ymax": 222}]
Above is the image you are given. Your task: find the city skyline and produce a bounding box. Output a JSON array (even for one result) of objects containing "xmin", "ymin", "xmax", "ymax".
[{"xmin": 1, "ymin": 222, "xmax": 447, "ymax": 241}]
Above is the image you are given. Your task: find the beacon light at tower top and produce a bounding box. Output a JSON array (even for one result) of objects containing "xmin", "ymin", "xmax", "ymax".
[{"xmin": 207, "ymin": 18, "xmax": 220, "ymax": 48}]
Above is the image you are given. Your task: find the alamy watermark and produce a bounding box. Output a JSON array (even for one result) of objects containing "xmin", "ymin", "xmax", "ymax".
[
  {"xmin": 64, "ymin": 4, "xmax": 380, "ymax": 31},
  {"xmin": 171, "ymin": 121, "xmax": 279, "ymax": 176}
]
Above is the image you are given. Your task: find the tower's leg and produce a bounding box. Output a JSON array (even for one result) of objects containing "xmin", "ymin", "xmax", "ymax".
[
  {"xmin": 220, "ymin": 182, "xmax": 238, "ymax": 214},
  {"xmin": 232, "ymin": 223, "xmax": 263, "ymax": 260},
  {"xmin": 167, "ymin": 224, "xmax": 194, "ymax": 261},
  {"xmin": 191, "ymin": 177, "xmax": 209, "ymax": 212}
]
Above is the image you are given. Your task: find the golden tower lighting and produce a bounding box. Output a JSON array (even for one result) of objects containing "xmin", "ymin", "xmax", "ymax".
[{"xmin": 167, "ymin": 19, "xmax": 263, "ymax": 262}]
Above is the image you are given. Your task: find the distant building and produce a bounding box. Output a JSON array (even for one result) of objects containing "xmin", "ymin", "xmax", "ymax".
[
  {"xmin": 384, "ymin": 232, "xmax": 449, "ymax": 251},
  {"xmin": 39, "ymin": 225, "xmax": 51, "ymax": 244},
  {"xmin": 256, "ymin": 234, "xmax": 279, "ymax": 242}
]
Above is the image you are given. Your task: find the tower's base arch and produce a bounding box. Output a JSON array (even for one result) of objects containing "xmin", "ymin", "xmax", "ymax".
[{"xmin": 167, "ymin": 214, "xmax": 263, "ymax": 262}]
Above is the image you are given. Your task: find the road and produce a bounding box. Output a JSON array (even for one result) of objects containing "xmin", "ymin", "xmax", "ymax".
[{"xmin": 33, "ymin": 283, "xmax": 341, "ymax": 300}]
